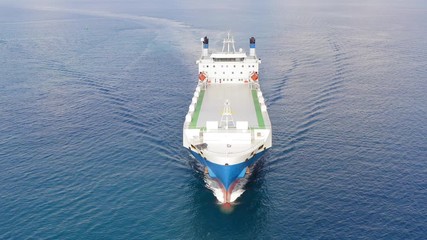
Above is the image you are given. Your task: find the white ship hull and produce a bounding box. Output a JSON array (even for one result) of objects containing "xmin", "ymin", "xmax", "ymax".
[{"xmin": 183, "ymin": 35, "xmax": 272, "ymax": 203}]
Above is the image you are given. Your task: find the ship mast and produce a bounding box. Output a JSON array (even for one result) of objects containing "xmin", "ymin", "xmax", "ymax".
[{"xmin": 222, "ymin": 33, "xmax": 236, "ymax": 53}]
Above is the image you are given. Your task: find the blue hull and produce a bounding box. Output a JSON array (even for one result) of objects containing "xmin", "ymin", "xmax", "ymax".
[{"xmin": 190, "ymin": 150, "xmax": 266, "ymax": 191}]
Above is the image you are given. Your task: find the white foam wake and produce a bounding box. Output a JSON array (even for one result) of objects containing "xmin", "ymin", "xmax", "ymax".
[
  {"xmin": 204, "ymin": 176, "xmax": 248, "ymax": 204},
  {"xmin": 25, "ymin": 5, "xmax": 226, "ymax": 72}
]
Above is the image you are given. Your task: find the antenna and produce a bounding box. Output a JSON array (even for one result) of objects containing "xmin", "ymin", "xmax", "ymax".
[{"xmin": 222, "ymin": 33, "xmax": 236, "ymax": 53}]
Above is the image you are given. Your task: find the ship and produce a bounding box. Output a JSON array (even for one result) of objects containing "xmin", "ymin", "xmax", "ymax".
[{"xmin": 183, "ymin": 34, "xmax": 272, "ymax": 204}]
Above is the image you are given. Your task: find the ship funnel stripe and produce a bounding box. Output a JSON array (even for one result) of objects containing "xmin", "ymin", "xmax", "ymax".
[
  {"xmin": 202, "ymin": 36, "xmax": 209, "ymax": 49},
  {"xmin": 250, "ymin": 37, "xmax": 256, "ymax": 49}
]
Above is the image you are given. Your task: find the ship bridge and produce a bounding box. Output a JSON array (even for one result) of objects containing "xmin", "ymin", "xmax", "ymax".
[{"xmin": 196, "ymin": 34, "xmax": 261, "ymax": 84}]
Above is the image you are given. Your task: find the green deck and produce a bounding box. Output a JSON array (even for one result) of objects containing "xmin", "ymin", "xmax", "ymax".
[
  {"xmin": 189, "ymin": 90, "xmax": 205, "ymax": 128},
  {"xmin": 252, "ymin": 89, "xmax": 265, "ymax": 128},
  {"xmin": 189, "ymin": 88, "xmax": 265, "ymax": 129}
]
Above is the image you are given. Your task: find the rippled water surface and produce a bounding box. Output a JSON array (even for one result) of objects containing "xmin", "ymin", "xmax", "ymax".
[{"xmin": 1, "ymin": 0, "xmax": 426, "ymax": 239}]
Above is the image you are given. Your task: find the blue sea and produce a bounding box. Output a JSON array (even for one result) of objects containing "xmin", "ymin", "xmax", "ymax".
[{"xmin": 1, "ymin": 0, "xmax": 426, "ymax": 239}]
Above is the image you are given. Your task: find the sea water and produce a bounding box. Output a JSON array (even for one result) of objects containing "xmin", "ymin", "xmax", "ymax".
[{"xmin": 0, "ymin": 0, "xmax": 426, "ymax": 239}]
